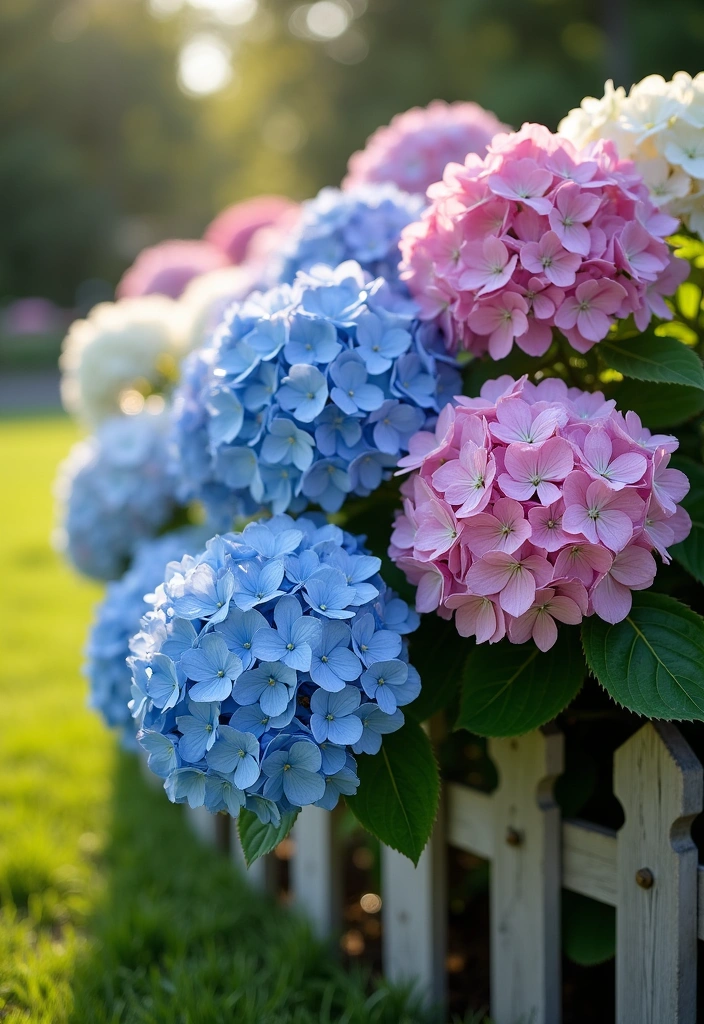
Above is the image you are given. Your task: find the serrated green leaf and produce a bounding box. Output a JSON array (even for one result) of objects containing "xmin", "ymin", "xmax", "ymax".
[
  {"xmin": 607, "ymin": 379, "xmax": 704, "ymax": 428},
  {"xmin": 600, "ymin": 333, "xmax": 704, "ymax": 390},
  {"xmin": 238, "ymin": 809, "xmax": 298, "ymax": 867},
  {"xmin": 406, "ymin": 616, "xmax": 467, "ymax": 722},
  {"xmin": 671, "ymin": 455, "xmax": 704, "ymax": 584},
  {"xmin": 582, "ymin": 592, "xmax": 704, "ymax": 720},
  {"xmin": 346, "ymin": 718, "xmax": 439, "ymax": 865},
  {"xmin": 455, "ymin": 629, "xmax": 586, "ymax": 737},
  {"xmin": 563, "ymin": 891, "xmax": 615, "ymax": 966}
]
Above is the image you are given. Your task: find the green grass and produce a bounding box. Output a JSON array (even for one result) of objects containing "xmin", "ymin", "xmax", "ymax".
[{"xmin": 0, "ymin": 415, "xmax": 484, "ymax": 1024}]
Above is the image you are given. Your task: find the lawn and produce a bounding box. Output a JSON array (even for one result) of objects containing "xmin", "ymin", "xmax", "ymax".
[{"xmin": 0, "ymin": 415, "xmax": 461, "ymax": 1024}]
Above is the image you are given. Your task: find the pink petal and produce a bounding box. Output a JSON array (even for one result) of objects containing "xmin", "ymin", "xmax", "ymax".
[
  {"xmin": 594, "ymin": 508, "xmax": 634, "ymax": 552},
  {"xmin": 548, "ymin": 595, "xmax": 583, "ymax": 625},
  {"xmin": 499, "ymin": 566, "xmax": 537, "ymax": 617},
  {"xmin": 532, "ymin": 611, "xmax": 559, "ymax": 651},
  {"xmin": 465, "ymin": 554, "xmax": 514, "ymax": 595},
  {"xmin": 536, "ymin": 436, "xmax": 574, "ymax": 481},
  {"xmin": 609, "ymin": 545, "xmax": 657, "ymax": 588},
  {"xmin": 591, "ymin": 574, "xmax": 633, "ymax": 624}
]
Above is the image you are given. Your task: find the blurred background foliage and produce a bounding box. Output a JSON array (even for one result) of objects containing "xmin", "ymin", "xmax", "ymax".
[{"xmin": 3, "ymin": 0, "xmax": 704, "ymax": 306}]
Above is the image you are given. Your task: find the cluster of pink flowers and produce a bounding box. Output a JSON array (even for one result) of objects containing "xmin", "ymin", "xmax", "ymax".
[
  {"xmin": 117, "ymin": 240, "xmax": 228, "ymax": 300},
  {"xmin": 343, "ymin": 100, "xmax": 509, "ymax": 197},
  {"xmin": 389, "ymin": 375, "xmax": 691, "ymax": 651},
  {"xmin": 398, "ymin": 123, "xmax": 687, "ymax": 358}
]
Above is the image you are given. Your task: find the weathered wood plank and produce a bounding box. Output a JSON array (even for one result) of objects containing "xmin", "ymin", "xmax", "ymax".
[
  {"xmin": 488, "ymin": 726, "xmax": 564, "ymax": 1024},
  {"xmin": 614, "ymin": 722, "xmax": 703, "ymax": 1024},
  {"xmin": 562, "ymin": 819, "xmax": 617, "ymax": 906},
  {"xmin": 446, "ymin": 782, "xmax": 494, "ymax": 860},
  {"xmin": 382, "ymin": 796, "xmax": 447, "ymax": 1008}
]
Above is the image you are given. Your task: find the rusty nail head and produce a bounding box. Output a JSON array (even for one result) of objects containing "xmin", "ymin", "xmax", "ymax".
[
  {"xmin": 635, "ymin": 868, "xmax": 654, "ymax": 889},
  {"xmin": 505, "ymin": 827, "xmax": 522, "ymax": 847}
]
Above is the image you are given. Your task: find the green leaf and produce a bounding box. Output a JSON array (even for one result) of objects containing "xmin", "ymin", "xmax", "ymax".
[
  {"xmin": 346, "ymin": 718, "xmax": 440, "ymax": 865},
  {"xmin": 455, "ymin": 629, "xmax": 586, "ymax": 737},
  {"xmin": 582, "ymin": 592, "xmax": 704, "ymax": 720},
  {"xmin": 671, "ymin": 455, "xmax": 704, "ymax": 584},
  {"xmin": 238, "ymin": 809, "xmax": 298, "ymax": 867},
  {"xmin": 406, "ymin": 616, "xmax": 468, "ymax": 722},
  {"xmin": 562, "ymin": 892, "xmax": 615, "ymax": 966},
  {"xmin": 600, "ymin": 333, "xmax": 704, "ymax": 390},
  {"xmin": 607, "ymin": 379, "xmax": 704, "ymax": 428}
]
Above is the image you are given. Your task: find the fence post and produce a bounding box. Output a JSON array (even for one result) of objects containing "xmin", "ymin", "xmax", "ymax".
[
  {"xmin": 614, "ymin": 722, "xmax": 703, "ymax": 1024},
  {"xmin": 381, "ymin": 792, "xmax": 447, "ymax": 1009},
  {"xmin": 291, "ymin": 804, "xmax": 342, "ymax": 937},
  {"xmin": 488, "ymin": 725, "xmax": 563, "ymax": 1024}
]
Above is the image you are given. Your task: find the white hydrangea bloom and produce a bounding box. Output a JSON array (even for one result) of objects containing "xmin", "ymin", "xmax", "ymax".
[
  {"xmin": 559, "ymin": 72, "xmax": 704, "ymax": 237},
  {"xmin": 178, "ymin": 265, "xmax": 257, "ymax": 354},
  {"xmin": 60, "ymin": 296, "xmax": 186, "ymax": 425}
]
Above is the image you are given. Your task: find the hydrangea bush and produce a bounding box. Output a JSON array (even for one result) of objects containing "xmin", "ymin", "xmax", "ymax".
[
  {"xmin": 389, "ymin": 375, "xmax": 691, "ymax": 650},
  {"xmin": 272, "ymin": 185, "xmax": 424, "ymax": 288},
  {"xmin": 117, "ymin": 239, "xmax": 229, "ymax": 300},
  {"xmin": 53, "ymin": 412, "xmax": 179, "ymax": 580},
  {"xmin": 399, "ymin": 123, "xmax": 685, "ymax": 357},
  {"xmin": 86, "ymin": 527, "xmax": 206, "ymax": 742},
  {"xmin": 559, "ymin": 73, "xmax": 704, "ymax": 239},
  {"xmin": 344, "ymin": 100, "xmax": 509, "ymax": 196},
  {"xmin": 130, "ymin": 516, "xmax": 420, "ymax": 825},
  {"xmin": 172, "ymin": 260, "xmax": 461, "ymax": 521},
  {"xmin": 59, "ymin": 296, "xmax": 185, "ymax": 425}
]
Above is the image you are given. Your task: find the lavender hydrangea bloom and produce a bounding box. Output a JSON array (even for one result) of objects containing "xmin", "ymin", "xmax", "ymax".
[
  {"xmin": 85, "ymin": 527, "xmax": 207, "ymax": 744},
  {"xmin": 272, "ymin": 185, "xmax": 425, "ymax": 287},
  {"xmin": 170, "ymin": 260, "xmax": 460, "ymax": 521},
  {"xmin": 130, "ymin": 515, "xmax": 421, "ymax": 823},
  {"xmin": 53, "ymin": 412, "xmax": 180, "ymax": 580}
]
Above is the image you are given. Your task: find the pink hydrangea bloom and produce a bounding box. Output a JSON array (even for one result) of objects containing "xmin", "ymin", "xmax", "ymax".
[
  {"xmin": 204, "ymin": 196, "xmax": 299, "ymax": 265},
  {"xmin": 117, "ymin": 240, "xmax": 228, "ymax": 300},
  {"xmin": 343, "ymin": 100, "xmax": 509, "ymax": 196},
  {"xmin": 398, "ymin": 123, "xmax": 686, "ymax": 356},
  {"xmin": 388, "ymin": 375, "xmax": 692, "ymax": 648}
]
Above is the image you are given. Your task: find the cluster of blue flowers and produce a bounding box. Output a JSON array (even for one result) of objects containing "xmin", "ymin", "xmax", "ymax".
[
  {"xmin": 172, "ymin": 261, "xmax": 460, "ymax": 519},
  {"xmin": 273, "ymin": 185, "xmax": 425, "ymax": 287},
  {"xmin": 130, "ymin": 515, "xmax": 420, "ymax": 823},
  {"xmin": 54, "ymin": 412, "xmax": 179, "ymax": 580},
  {"xmin": 86, "ymin": 527, "xmax": 207, "ymax": 743}
]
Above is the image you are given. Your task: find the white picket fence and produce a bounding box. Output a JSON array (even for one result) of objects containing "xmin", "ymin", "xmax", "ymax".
[{"xmin": 186, "ymin": 720, "xmax": 704, "ymax": 1024}]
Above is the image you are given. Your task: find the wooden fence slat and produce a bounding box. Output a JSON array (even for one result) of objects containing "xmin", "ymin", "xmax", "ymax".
[
  {"xmin": 614, "ymin": 722, "xmax": 703, "ymax": 1024},
  {"xmin": 488, "ymin": 726, "xmax": 563, "ymax": 1024},
  {"xmin": 381, "ymin": 796, "xmax": 447, "ymax": 1009},
  {"xmin": 291, "ymin": 804, "xmax": 342, "ymax": 937},
  {"xmin": 562, "ymin": 819, "xmax": 617, "ymax": 905},
  {"xmin": 447, "ymin": 782, "xmax": 494, "ymax": 860}
]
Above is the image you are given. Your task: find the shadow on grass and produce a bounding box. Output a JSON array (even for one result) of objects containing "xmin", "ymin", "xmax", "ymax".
[{"xmin": 68, "ymin": 752, "xmax": 442, "ymax": 1024}]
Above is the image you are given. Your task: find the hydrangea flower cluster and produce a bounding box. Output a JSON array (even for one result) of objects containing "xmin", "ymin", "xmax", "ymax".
[
  {"xmin": 86, "ymin": 527, "xmax": 206, "ymax": 742},
  {"xmin": 60, "ymin": 297, "xmax": 185, "ymax": 425},
  {"xmin": 54, "ymin": 412, "xmax": 179, "ymax": 580},
  {"xmin": 399, "ymin": 123, "xmax": 685, "ymax": 358},
  {"xmin": 388, "ymin": 375, "xmax": 692, "ymax": 650},
  {"xmin": 343, "ymin": 100, "xmax": 509, "ymax": 197},
  {"xmin": 559, "ymin": 73, "xmax": 704, "ymax": 239},
  {"xmin": 179, "ymin": 266, "xmax": 259, "ymax": 356},
  {"xmin": 205, "ymin": 195, "xmax": 299, "ymax": 265},
  {"xmin": 171, "ymin": 261, "xmax": 461, "ymax": 520},
  {"xmin": 272, "ymin": 185, "xmax": 425, "ymax": 288},
  {"xmin": 117, "ymin": 239, "xmax": 229, "ymax": 300},
  {"xmin": 130, "ymin": 515, "xmax": 421, "ymax": 822}
]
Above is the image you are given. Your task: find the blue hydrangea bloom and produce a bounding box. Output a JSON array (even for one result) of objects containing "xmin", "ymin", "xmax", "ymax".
[
  {"xmin": 130, "ymin": 515, "xmax": 421, "ymax": 824},
  {"xmin": 272, "ymin": 185, "xmax": 425, "ymax": 287},
  {"xmin": 85, "ymin": 527, "xmax": 207, "ymax": 743},
  {"xmin": 171, "ymin": 260, "xmax": 461, "ymax": 521},
  {"xmin": 53, "ymin": 412, "xmax": 180, "ymax": 580}
]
